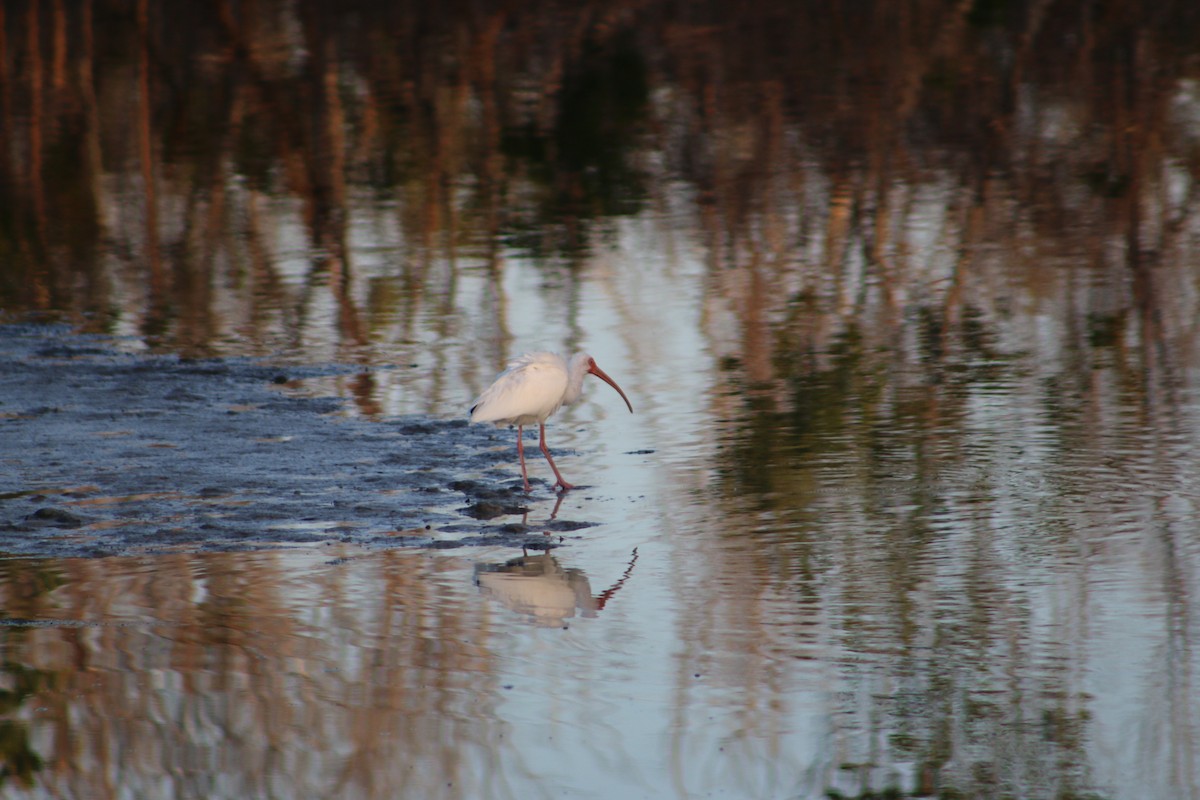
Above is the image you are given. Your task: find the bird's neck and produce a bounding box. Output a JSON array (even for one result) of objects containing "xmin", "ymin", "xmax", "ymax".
[{"xmin": 562, "ymin": 353, "xmax": 590, "ymax": 405}]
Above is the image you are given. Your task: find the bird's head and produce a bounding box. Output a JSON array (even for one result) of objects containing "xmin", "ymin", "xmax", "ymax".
[{"xmin": 584, "ymin": 357, "xmax": 633, "ymax": 414}]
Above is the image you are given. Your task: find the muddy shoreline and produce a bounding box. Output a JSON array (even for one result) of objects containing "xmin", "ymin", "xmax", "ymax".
[{"xmin": 0, "ymin": 324, "xmax": 587, "ymax": 558}]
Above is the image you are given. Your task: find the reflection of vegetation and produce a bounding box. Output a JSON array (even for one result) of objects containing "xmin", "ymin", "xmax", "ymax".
[
  {"xmin": 502, "ymin": 27, "xmax": 649, "ymax": 256},
  {"xmin": 711, "ymin": 303, "xmax": 1127, "ymax": 797},
  {"xmin": 722, "ymin": 327, "xmax": 851, "ymax": 469},
  {"xmin": 0, "ymin": 560, "xmax": 66, "ymax": 603},
  {"xmin": 1, "ymin": 3, "xmax": 1198, "ymax": 795},
  {"xmin": 1086, "ymin": 312, "xmax": 1124, "ymax": 349},
  {"xmin": 4, "ymin": 0, "xmax": 1197, "ymax": 328},
  {"xmin": 0, "ymin": 660, "xmax": 48, "ymax": 788},
  {"xmin": 0, "ymin": 562, "xmax": 65, "ymax": 788},
  {"xmin": 966, "ymin": 0, "xmax": 1015, "ymax": 29},
  {"xmin": 0, "ymin": 560, "xmax": 63, "ymax": 790},
  {"xmin": 726, "ymin": 309, "xmax": 1016, "ymax": 500}
]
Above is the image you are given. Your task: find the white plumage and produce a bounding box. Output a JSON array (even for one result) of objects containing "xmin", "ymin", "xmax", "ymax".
[{"xmin": 469, "ymin": 351, "xmax": 633, "ymax": 492}]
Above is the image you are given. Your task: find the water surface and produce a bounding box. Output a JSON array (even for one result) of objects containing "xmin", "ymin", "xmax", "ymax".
[{"xmin": 3, "ymin": 1, "xmax": 1200, "ymax": 797}]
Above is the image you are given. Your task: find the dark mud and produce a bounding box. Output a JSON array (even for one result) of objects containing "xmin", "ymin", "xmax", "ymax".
[{"xmin": 0, "ymin": 324, "xmax": 590, "ymax": 557}]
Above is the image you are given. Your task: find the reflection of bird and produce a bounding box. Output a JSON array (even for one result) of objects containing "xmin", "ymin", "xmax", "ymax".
[
  {"xmin": 469, "ymin": 352, "xmax": 633, "ymax": 492},
  {"xmin": 474, "ymin": 553, "xmax": 596, "ymax": 627},
  {"xmin": 474, "ymin": 548, "xmax": 639, "ymax": 627}
]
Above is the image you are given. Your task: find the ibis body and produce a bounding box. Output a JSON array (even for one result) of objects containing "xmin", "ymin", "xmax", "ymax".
[{"xmin": 469, "ymin": 352, "xmax": 633, "ymax": 492}]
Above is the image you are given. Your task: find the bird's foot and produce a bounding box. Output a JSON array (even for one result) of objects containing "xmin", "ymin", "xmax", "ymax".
[{"xmin": 553, "ymin": 480, "xmax": 576, "ymax": 492}]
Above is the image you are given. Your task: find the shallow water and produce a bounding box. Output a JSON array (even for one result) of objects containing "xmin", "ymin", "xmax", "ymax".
[{"xmin": 4, "ymin": 1, "xmax": 1200, "ymax": 797}]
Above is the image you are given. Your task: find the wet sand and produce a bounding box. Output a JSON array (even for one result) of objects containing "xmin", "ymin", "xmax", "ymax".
[{"xmin": 0, "ymin": 324, "xmax": 588, "ymax": 557}]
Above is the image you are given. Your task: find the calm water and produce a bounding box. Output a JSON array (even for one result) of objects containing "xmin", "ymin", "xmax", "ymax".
[{"xmin": 3, "ymin": 1, "xmax": 1200, "ymax": 797}]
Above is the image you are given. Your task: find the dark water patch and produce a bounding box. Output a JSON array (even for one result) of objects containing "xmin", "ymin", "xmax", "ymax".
[
  {"xmin": 443, "ymin": 532, "xmax": 564, "ymax": 551},
  {"xmin": 259, "ymin": 397, "xmax": 347, "ymax": 415},
  {"xmin": 17, "ymin": 508, "xmax": 89, "ymax": 529},
  {"xmin": 544, "ymin": 520, "xmax": 596, "ymax": 532},
  {"xmin": 449, "ymin": 479, "xmax": 541, "ymax": 500},
  {"xmin": 0, "ymin": 325, "xmax": 609, "ymax": 557},
  {"xmin": 34, "ymin": 345, "xmax": 114, "ymax": 359},
  {"xmin": 461, "ymin": 500, "xmax": 532, "ymax": 520}
]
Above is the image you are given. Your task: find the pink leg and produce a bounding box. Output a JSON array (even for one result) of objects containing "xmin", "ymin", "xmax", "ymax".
[
  {"xmin": 516, "ymin": 425, "xmax": 531, "ymax": 492},
  {"xmin": 539, "ymin": 423, "xmax": 575, "ymax": 492}
]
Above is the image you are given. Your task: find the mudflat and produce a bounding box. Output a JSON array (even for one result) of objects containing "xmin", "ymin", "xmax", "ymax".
[{"xmin": 0, "ymin": 324, "xmax": 586, "ymax": 558}]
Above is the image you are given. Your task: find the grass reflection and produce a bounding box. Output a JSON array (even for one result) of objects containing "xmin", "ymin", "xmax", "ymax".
[
  {"xmin": 0, "ymin": 551, "xmax": 524, "ymax": 799},
  {"xmin": 3, "ymin": 0, "xmax": 1200, "ymax": 796},
  {"xmin": 0, "ymin": 663, "xmax": 47, "ymax": 788},
  {"xmin": 4, "ymin": 0, "xmax": 1199, "ymax": 350},
  {"xmin": 680, "ymin": 286, "xmax": 1199, "ymax": 796},
  {"xmin": 0, "ymin": 560, "xmax": 68, "ymax": 790}
]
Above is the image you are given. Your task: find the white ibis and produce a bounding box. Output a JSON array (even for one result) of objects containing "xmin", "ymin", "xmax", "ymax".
[{"xmin": 469, "ymin": 352, "xmax": 634, "ymax": 492}]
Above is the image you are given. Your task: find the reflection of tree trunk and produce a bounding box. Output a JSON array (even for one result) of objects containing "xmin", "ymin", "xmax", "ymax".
[
  {"xmin": 742, "ymin": 263, "xmax": 773, "ymax": 389},
  {"xmin": 0, "ymin": 5, "xmax": 8, "ymax": 126},
  {"xmin": 27, "ymin": 1, "xmax": 50, "ymax": 307},
  {"xmin": 348, "ymin": 371, "xmax": 383, "ymax": 417},
  {"xmin": 138, "ymin": 0, "xmax": 165, "ymax": 323},
  {"xmin": 72, "ymin": 0, "xmax": 109, "ymax": 330},
  {"xmin": 243, "ymin": 187, "xmax": 288, "ymax": 344},
  {"xmin": 52, "ymin": 0, "xmax": 67, "ymax": 92},
  {"xmin": 1119, "ymin": 29, "xmax": 1169, "ymax": 392},
  {"xmin": 300, "ymin": 8, "xmax": 363, "ymax": 351},
  {"xmin": 870, "ymin": 172, "xmax": 897, "ymax": 312},
  {"xmin": 825, "ymin": 177, "xmax": 853, "ymax": 312},
  {"xmin": 1157, "ymin": 507, "xmax": 1198, "ymax": 794},
  {"xmin": 478, "ymin": 13, "xmax": 506, "ymax": 254},
  {"xmin": 320, "ymin": 42, "xmax": 363, "ymax": 350},
  {"xmin": 79, "ymin": 0, "xmax": 104, "ymax": 236},
  {"xmin": 470, "ymin": 18, "xmax": 506, "ymax": 358}
]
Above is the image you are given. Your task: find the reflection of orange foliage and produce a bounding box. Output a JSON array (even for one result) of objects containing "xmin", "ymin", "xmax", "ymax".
[
  {"xmin": 0, "ymin": 0, "xmax": 1197, "ymax": 398},
  {"xmin": 0, "ymin": 551, "xmax": 510, "ymax": 798},
  {"xmin": 0, "ymin": 8, "xmax": 1197, "ymax": 797}
]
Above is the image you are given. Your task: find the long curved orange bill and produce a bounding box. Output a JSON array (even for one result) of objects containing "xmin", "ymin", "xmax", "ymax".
[{"xmin": 588, "ymin": 363, "xmax": 634, "ymax": 413}]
